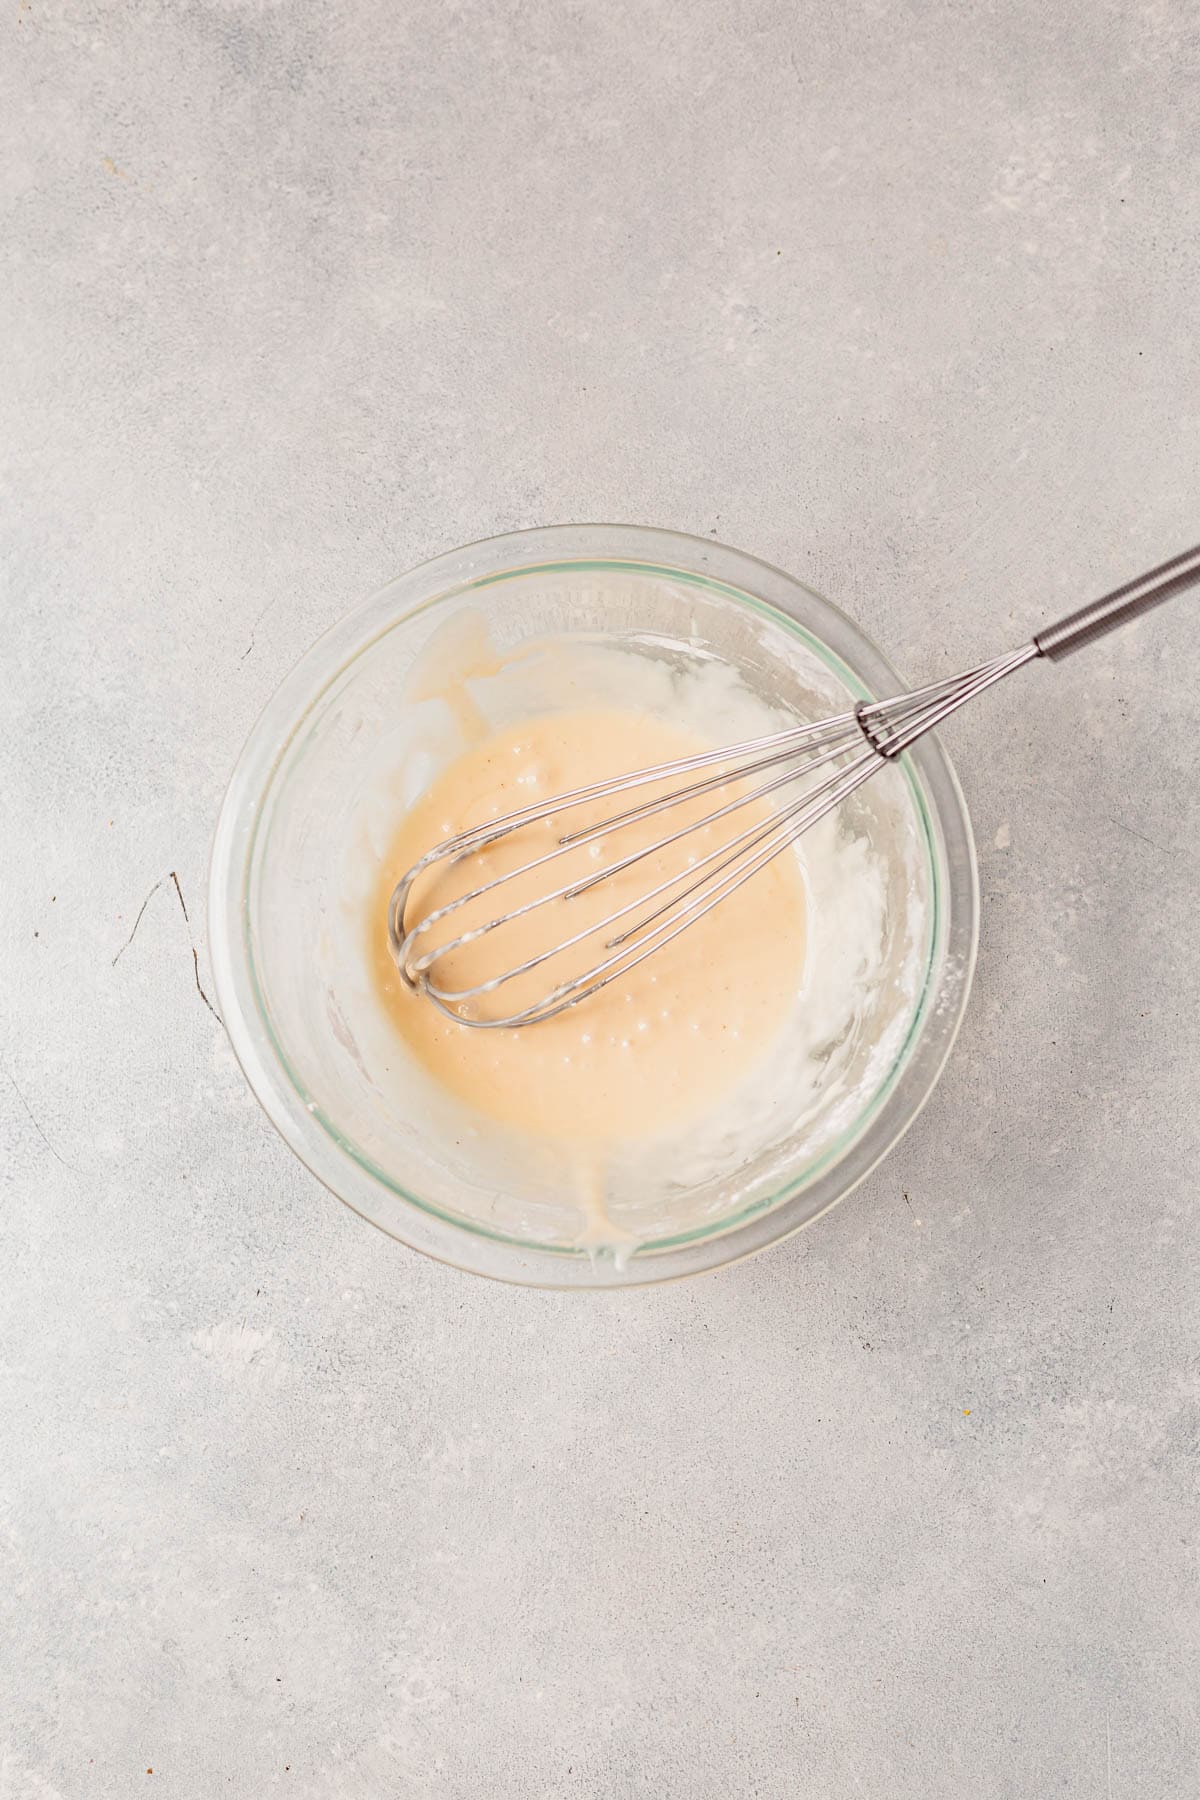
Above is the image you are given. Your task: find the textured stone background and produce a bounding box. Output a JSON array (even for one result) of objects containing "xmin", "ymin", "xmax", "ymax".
[{"xmin": 2, "ymin": 1, "xmax": 1198, "ymax": 1795}]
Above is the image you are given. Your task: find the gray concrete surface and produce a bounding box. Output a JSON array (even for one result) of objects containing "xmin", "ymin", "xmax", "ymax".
[{"xmin": 3, "ymin": 1, "xmax": 1199, "ymax": 1794}]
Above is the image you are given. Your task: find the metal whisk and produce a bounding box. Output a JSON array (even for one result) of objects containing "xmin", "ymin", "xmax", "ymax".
[{"xmin": 389, "ymin": 543, "xmax": 1200, "ymax": 1028}]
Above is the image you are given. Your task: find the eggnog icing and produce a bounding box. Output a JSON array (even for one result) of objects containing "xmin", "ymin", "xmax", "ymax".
[
  {"xmin": 334, "ymin": 612, "xmax": 927, "ymax": 1261},
  {"xmin": 368, "ymin": 709, "xmax": 807, "ymax": 1148}
]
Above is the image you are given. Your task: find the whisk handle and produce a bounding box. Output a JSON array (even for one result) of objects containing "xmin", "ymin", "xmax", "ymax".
[{"xmin": 1034, "ymin": 541, "xmax": 1200, "ymax": 661}]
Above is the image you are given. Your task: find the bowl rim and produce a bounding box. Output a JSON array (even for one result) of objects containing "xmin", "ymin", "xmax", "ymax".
[{"xmin": 209, "ymin": 522, "xmax": 978, "ymax": 1287}]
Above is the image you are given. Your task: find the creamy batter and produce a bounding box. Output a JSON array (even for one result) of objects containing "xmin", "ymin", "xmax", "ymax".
[{"xmin": 368, "ymin": 708, "xmax": 807, "ymax": 1146}]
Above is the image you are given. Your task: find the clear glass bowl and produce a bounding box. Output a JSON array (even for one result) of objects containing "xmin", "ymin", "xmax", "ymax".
[{"xmin": 209, "ymin": 525, "xmax": 977, "ymax": 1286}]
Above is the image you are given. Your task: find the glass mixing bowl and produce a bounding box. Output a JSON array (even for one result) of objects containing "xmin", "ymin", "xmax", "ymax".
[{"xmin": 209, "ymin": 525, "xmax": 977, "ymax": 1287}]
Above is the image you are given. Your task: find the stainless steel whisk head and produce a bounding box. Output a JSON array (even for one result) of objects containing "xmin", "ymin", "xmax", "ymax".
[{"xmin": 389, "ymin": 543, "xmax": 1200, "ymax": 1029}]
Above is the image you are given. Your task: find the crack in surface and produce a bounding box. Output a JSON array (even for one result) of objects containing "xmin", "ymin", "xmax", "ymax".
[
  {"xmin": 111, "ymin": 868, "xmax": 222, "ymax": 1025},
  {"xmin": 170, "ymin": 868, "xmax": 190, "ymax": 924},
  {"xmin": 111, "ymin": 876, "xmax": 166, "ymax": 966},
  {"xmin": 171, "ymin": 871, "xmax": 222, "ymax": 1022},
  {"xmin": 240, "ymin": 595, "xmax": 279, "ymax": 663},
  {"xmin": 188, "ymin": 943, "xmax": 221, "ymax": 1023},
  {"xmin": 2, "ymin": 1063, "xmax": 82, "ymax": 1173}
]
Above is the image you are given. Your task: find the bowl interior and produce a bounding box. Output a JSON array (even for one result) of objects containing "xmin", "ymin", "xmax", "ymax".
[{"xmin": 211, "ymin": 528, "xmax": 976, "ymax": 1286}]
